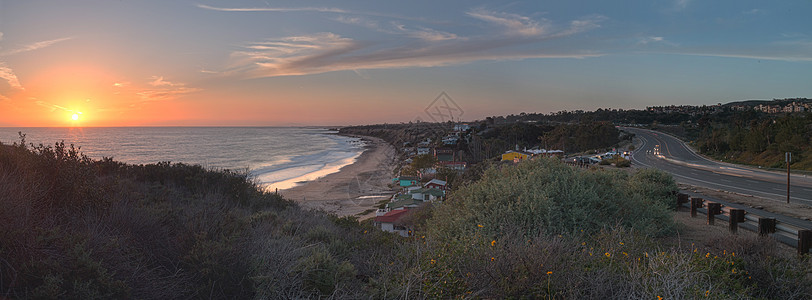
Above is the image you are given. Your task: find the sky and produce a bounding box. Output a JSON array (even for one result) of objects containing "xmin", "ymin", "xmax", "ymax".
[{"xmin": 0, "ymin": 0, "xmax": 811, "ymax": 127}]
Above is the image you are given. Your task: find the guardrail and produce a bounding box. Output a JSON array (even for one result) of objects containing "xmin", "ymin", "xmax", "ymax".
[{"xmin": 676, "ymin": 193, "xmax": 812, "ymax": 255}]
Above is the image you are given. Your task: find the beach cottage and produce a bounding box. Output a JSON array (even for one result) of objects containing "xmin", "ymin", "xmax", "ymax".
[
  {"xmin": 374, "ymin": 209, "xmax": 411, "ymax": 237},
  {"xmin": 392, "ymin": 176, "xmax": 419, "ymax": 187},
  {"xmin": 423, "ymin": 179, "xmax": 447, "ymax": 190},
  {"xmin": 501, "ymin": 150, "xmax": 531, "ymax": 162}
]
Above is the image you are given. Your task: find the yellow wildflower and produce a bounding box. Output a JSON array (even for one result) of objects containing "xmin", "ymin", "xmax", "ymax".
[
  {"xmin": 477, "ymin": 224, "xmax": 483, "ymax": 228},
  {"xmin": 604, "ymin": 252, "xmax": 611, "ymax": 258},
  {"xmin": 431, "ymin": 259, "xmax": 436, "ymax": 264},
  {"xmin": 547, "ymin": 271, "xmax": 553, "ymax": 275},
  {"xmin": 491, "ymin": 240, "xmax": 496, "ymax": 246},
  {"xmin": 705, "ymin": 290, "xmax": 710, "ymax": 297},
  {"xmin": 490, "ymin": 257, "xmax": 495, "ymax": 261}
]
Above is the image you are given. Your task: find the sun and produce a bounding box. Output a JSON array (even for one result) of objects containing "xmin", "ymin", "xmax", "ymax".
[{"xmin": 71, "ymin": 113, "xmax": 80, "ymax": 121}]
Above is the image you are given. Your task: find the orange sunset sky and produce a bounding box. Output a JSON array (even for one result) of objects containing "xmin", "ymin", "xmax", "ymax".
[{"xmin": 1, "ymin": 1, "xmax": 811, "ymax": 127}]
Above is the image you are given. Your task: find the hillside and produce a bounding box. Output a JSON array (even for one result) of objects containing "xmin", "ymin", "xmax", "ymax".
[{"xmin": 1, "ymin": 139, "xmax": 809, "ymax": 298}]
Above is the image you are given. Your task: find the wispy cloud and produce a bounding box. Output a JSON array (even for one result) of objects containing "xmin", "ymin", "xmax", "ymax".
[
  {"xmin": 660, "ymin": 49, "xmax": 812, "ymax": 62},
  {"xmin": 197, "ymin": 4, "xmax": 346, "ymax": 13},
  {"xmin": 220, "ymin": 9, "xmax": 603, "ymax": 78},
  {"xmin": 636, "ymin": 36, "xmax": 678, "ymax": 47},
  {"xmin": 466, "ymin": 8, "xmax": 548, "ymax": 36},
  {"xmin": 148, "ymin": 76, "xmax": 182, "ymax": 87},
  {"xmin": 137, "ymin": 76, "xmax": 200, "ymax": 101},
  {"xmin": 0, "ymin": 32, "xmax": 4, "ymax": 41},
  {"xmin": 35, "ymin": 99, "xmax": 80, "ymax": 113},
  {"xmin": 673, "ymin": 0, "xmax": 691, "ymax": 11},
  {"xmin": 0, "ymin": 62, "xmax": 23, "ymax": 90},
  {"xmin": 1, "ymin": 37, "xmax": 73, "ymax": 56},
  {"xmin": 393, "ymin": 23, "xmax": 460, "ymax": 41}
]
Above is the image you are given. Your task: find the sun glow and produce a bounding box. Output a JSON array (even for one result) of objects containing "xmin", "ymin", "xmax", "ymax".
[{"xmin": 71, "ymin": 113, "xmax": 79, "ymax": 121}]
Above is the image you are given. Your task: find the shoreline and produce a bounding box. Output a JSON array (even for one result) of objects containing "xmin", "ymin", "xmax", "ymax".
[{"xmin": 279, "ymin": 134, "xmax": 398, "ymax": 219}]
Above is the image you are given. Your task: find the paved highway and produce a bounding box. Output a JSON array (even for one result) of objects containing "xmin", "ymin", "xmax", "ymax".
[{"xmin": 621, "ymin": 127, "xmax": 812, "ymax": 209}]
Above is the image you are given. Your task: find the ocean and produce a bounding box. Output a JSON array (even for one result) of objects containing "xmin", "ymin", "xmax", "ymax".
[{"xmin": 0, "ymin": 127, "xmax": 365, "ymax": 191}]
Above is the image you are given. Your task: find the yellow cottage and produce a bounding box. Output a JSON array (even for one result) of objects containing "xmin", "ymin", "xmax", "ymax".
[{"xmin": 501, "ymin": 150, "xmax": 531, "ymax": 162}]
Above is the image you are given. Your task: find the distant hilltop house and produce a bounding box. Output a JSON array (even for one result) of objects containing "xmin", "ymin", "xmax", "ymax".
[
  {"xmin": 416, "ymin": 147, "xmax": 431, "ymax": 155},
  {"xmin": 453, "ymin": 124, "xmax": 471, "ymax": 132},
  {"xmin": 442, "ymin": 135, "xmax": 459, "ymax": 145}
]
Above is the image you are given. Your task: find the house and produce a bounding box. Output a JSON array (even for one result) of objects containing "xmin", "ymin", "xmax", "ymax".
[
  {"xmin": 501, "ymin": 150, "xmax": 531, "ymax": 162},
  {"xmin": 387, "ymin": 197, "xmax": 422, "ymax": 210},
  {"xmin": 442, "ymin": 135, "xmax": 459, "ymax": 145},
  {"xmin": 392, "ymin": 176, "xmax": 419, "ymax": 187},
  {"xmin": 417, "ymin": 147, "xmax": 431, "ymax": 155},
  {"xmin": 453, "ymin": 124, "xmax": 471, "ymax": 132},
  {"xmin": 437, "ymin": 161, "xmax": 467, "ymax": 171},
  {"xmin": 409, "ymin": 188, "xmax": 445, "ymax": 201},
  {"xmin": 374, "ymin": 209, "xmax": 411, "ymax": 237},
  {"xmin": 423, "ymin": 179, "xmax": 447, "ymax": 190},
  {"xmin": 524, "ymin": 148, "xmax": 564, "ymax": 157},
  {"xmin": 434, "ymin": 148, "xmax": 454, "ymax": 162}
]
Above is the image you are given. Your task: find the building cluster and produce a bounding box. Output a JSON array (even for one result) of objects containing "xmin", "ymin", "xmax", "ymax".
[
  {"xmin": 646, "ymin": 104, "xmax": 723, "ymax": 115},
  {"xmin": 373, "ymin": 123, "xmax": 570, "ymax": 236},
  {"xmin": 649, "ymin": 99, "xmax": 811, "ymax": 115},
  {"xmin": 752, "ymin": 101, "xmax": 809, "ymax": 114},
  {"xmin": 499, "ymin": 148, "xmax": 564, "ymax": 163},
  {"xmin": 373, "ymin": 124, "xmax": 473, "ymax": 236},
  {"xmin": 373, "ymin": 178, "xmax": 447, "ymax": 237}
]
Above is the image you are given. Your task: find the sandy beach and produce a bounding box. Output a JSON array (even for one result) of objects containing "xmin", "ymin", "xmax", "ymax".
[{"xmin": 280, "ymin": 134, "xmax": 398, "ymax": 219}]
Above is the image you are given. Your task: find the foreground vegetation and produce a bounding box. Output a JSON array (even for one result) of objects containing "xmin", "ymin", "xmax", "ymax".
[{"xmin": 1, "ymin": 138, "xmax": 809, "ymax": 298}]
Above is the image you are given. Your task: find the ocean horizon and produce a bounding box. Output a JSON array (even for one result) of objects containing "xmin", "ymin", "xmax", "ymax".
[{"xmin": 0, "ymin": 127, "xmax": 365, "ymax": 191}]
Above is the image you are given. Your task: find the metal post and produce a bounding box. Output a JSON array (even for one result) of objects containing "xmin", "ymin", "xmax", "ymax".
[
  {"xmin": 786, "ymin": 152, "xmax": 791, "ymax": 204},
  {"xmin": 729, "ymin": 209, "xmax": 743, "ymax": 234},
  {"xmin": 707, "ymin": 203, "xmax": 721, "ymax": 225},
  {"xmin": 758, "ymin": 217, "xmax": 776, "ymax": 236},
  {"xmin": 799, "ymin": 230, "xmax": 812, "ymax": 255}
]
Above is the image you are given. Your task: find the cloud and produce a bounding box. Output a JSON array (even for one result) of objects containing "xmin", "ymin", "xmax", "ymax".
[
  {"xmin": 212, "ymin": 6, "xmax": 604, "ymax": 78},
  {"xmin": 0, "ymin": 62, "xmax": 23, "ymax": 90},
  {"xmin": 394, "ymin": 24, "xmax": 460, "ymax": 41},
  {"xmin": 137, "ymin": 76, "xmax": 200, "ymax": 101},
  {"xmin": 148, "ymin": 76, "xmax": 182, "ymax": 87},
  {"xmin": 197, "ymin": 4, "xmax": 346, "ymax": 14},
  {"xmin": 226, "ymin": 30, "xmax": 600, "ymax": 78},
  {"xmin": 673, "ymin": 0, "xmax": 691, "ymax": 11},
  {"xmin": 35, "ymin": 100, "xmax": 78, "ymax": 113},
  {"xmin": 636, "ymin": 36, "xmax": 677, "ymax": 46},
  {"xmin": 466, "ymin": 8, "xmax": 548, "ymax": 36},
  {"xmin": 1, "ymin": 37, "xmax": 73, "ymax": 56},
  {"xmin": 0, "ymin": 32, "xmax": 4, "ymax": 41}
]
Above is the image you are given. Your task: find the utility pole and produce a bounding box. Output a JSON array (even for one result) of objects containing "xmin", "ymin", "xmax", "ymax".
[{"xmin": 786, "ymin": 152, "xmax": 791, "ymax": 204}]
